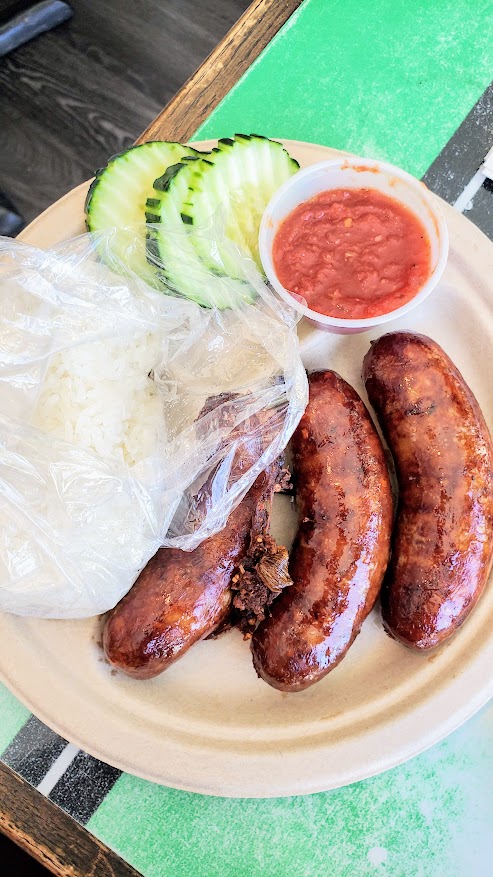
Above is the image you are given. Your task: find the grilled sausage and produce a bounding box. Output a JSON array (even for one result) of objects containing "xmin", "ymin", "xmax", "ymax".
[
  {"xmin": 363, "ymin": 331, "xmax": 493, "ymax": 649},
  {"xmin": 251, "ymin": 370, "xmax": 393, "ymax": 692},
  {"xmin": 104, "ymin": 446, "xmax": 280, "ymax": 680}
]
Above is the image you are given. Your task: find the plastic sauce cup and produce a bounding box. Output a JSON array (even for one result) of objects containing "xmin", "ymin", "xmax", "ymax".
[{"xmin": 259, "ymin": 156, "xmax": 449, "ymax": 334}]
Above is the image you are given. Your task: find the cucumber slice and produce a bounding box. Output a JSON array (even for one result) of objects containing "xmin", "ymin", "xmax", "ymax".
[
  {"xmin": 179, "ymin": 134, "xmax": 299, "ymax": 279},
  {"xmin": 85, "ymin": 141, "xmax": 199, "ymax": 285},
  {"xmin": 146, "ymin": 158, "xmax": 256, "ymax": 309}
]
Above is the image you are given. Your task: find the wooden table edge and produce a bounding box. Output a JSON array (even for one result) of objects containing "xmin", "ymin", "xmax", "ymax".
[
  {"xmin": 136, "ymin": 0, "xmax": 304, "ymax": 143},
  {"xmin": 0, "ymin": 762, "xmax": 140, "ymax": 877}
]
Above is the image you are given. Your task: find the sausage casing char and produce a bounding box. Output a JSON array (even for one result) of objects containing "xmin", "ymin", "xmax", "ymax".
[
  {"xmin": 363, "ymin": 331, "xmax": 493, "ymax": 649},
  {"xmin": 251, "ymin": 370, "xmax": 393, "ymax": 692},
  {"xmin": 103, "ymin": 442, "xmax": 280, "ymax": 680}
]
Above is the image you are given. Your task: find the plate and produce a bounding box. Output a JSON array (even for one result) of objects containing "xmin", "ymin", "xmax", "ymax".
[{"xmin": 1, "ymin": 140, "xmax": 493, "ymax": 798}]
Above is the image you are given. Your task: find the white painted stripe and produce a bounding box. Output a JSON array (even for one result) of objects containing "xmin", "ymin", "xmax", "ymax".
[
  {"xmin": 36, "ymin": 742, "xmax": 80, "ymax": 796},
  {"xmin": 453, "ymin": 168, "xmax": 486, "ymax": 213},
  {"xmin": 482, "ymin": 145, "xmax": 493, "ymax": 179},
  {"xmin": 454, "ymin": 143, "xmax": 493, "ymax": 213}
]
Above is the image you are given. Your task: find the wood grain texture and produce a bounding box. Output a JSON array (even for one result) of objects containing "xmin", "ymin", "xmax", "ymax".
[
  {"xmin": 137, "ymin": 0, "xmax": 304, "ymax": 144},
  {"xmin": 1, "ymin": 830, "xmax": 56, "ymax": 877},
  {"xmin": 0, "ymin": 763, "xmax": 141, "ymax": 877},
  {"xmin": 0, "ymin": 0, "xmax": 250, "ymax": 225}
]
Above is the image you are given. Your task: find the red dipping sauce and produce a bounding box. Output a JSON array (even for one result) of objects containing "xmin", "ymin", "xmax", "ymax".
[{"xmin": 272, "ymin": 188, "xmax": 431, "ymax": 319}]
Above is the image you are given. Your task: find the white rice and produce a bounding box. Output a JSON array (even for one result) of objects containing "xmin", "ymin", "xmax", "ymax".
[
  {"xmin": 33, "ymin": 330, "xmax": 165, "ymax": 470},
  {"xmin": 0, "ymin": 304, "xmax": 171, "ymax": 617}
]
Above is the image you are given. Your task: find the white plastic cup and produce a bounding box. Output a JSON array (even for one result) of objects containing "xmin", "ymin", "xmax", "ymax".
[{"xmin": 259, "ymin": 156, "xmax": 449, "ymax": 334}]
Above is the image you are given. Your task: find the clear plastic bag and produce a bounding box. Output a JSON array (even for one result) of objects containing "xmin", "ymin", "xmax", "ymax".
[{"xmin": 0, "ymin": 226, "xmax": 308, "ymax": 618}]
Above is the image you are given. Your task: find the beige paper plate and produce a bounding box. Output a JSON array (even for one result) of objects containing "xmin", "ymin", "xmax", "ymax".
[{"xmin": 1, "ymin": 141, "xmax": 493, "ymax": 797}]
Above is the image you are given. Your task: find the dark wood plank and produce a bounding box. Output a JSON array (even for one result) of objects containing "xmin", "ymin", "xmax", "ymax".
[
  {"xmin": 0, "ymin": 831, "xmax": 53, "ymax": 877},
  {"xmin": 0, "ymin": 0, "xmax": 250, "ymax": 224},
  {"xmin": 0, "ymin": 762, "xmax": 141, "ymax": 877},
  {"xmin": 138, "ymin": 0, "xmax": 304, "ymax": 144}
]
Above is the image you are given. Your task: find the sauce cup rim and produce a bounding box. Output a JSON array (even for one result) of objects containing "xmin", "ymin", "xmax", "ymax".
[{"xmin": 258, "ymin": 155, "xmax": 449, "ymax": 330}]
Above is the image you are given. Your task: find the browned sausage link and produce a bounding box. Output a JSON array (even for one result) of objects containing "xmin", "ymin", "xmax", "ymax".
[
  {"xmin": 363, "ymin": 331, "xmax": 493, "ymax": 650},
  {"xmin": 251, "ymin": 371, "xmax": 393, "ymax": 692},
  {"xmin": 103, "ymin": 448, "xmax": 280, "ymax": 680}
]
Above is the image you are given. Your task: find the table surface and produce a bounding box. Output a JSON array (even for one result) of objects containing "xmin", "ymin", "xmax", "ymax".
[{"xmin": 2, "ymin": 0, "xmax": 493, "ymax": 875}]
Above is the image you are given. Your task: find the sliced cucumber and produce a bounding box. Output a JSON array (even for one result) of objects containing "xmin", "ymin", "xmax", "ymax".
[
  {"xmin": 145, "ymin": 158, "xmax": 256, "ymax": 309},
  {"xmin": 178, "ymin": 134, "xmax": 299, "ymax": 279},
  {"xmin": 85, "ymin": 141, "xmax": 199, "ymax": 285}
]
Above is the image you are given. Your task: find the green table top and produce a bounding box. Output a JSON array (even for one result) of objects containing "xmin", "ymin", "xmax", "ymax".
[
  {"xmin": 3, "ymin": 1, "xmax": 493, "ymax": 875},
  {"xmin": 197, "ymin": 0, "xmax": 493, "ymax": 178}
]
